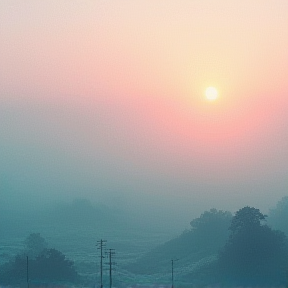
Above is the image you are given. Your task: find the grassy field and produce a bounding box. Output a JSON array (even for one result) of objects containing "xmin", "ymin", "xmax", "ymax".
[{"xmin": 0, "ymin": 223, "xmax": 177, "ymax": 286}]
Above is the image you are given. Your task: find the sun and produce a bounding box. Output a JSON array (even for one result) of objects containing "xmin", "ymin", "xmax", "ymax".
[{"xmin": 205, "ymin": 87, "xmax": 218, "ymax": 101}]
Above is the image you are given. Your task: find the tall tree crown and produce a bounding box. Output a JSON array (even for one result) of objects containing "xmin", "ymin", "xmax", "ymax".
[{"xmin": 229, "ymin": 206, "xmax": 266, "ymax": 234}]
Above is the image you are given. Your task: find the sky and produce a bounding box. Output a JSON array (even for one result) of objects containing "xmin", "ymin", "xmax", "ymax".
[{"xmin": 1, "ymin": 0, "xmax": 288, "ymax": 224}]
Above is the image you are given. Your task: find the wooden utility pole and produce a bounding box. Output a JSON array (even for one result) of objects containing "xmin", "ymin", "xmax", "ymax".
[
  {"xmin": 97, "ymin": 239, "xmax": 107, "ymax": 288},
  {"xmin": 107, "ymin": 249, "xmax": 115, "ymax": 288},
  {"xmin": 26, "ymin": 256, "xmax": 29, "ymax": 288},
  {"xmin": 171, "ymin": 258, "xmax": 179, "ymax": 288}
]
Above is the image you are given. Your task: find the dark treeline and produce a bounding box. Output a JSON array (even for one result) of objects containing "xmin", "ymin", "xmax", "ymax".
[
  {"xmin": 1, "ymin": 196, "xmax": 288, "ymax": 287},
  {"xmin": 0, "ymin": 233, "xmax": 79, "ymax": 286},
  {"xmin": 126, "ymin": 197, "xmax": 288, "ymax": 287},
  {"xmin": 216, "ymin": 207, "xmax": 288, "ymax": 286}
]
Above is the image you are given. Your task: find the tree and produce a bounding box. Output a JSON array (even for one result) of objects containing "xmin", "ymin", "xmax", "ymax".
[
  {"xmin": 268, "ymin": 196, "xmax": 288, "ymax": 235},
  {"xmin": 229, "ymin": 206, "xmax": 266, "ymax": 234},
  {"xmin": 218, "ymin": 206, "xmax": 288, "ymax": 286},
  {"xmin": 190, "ymin": 208, "xmax": 232, "ymax": 248},
  {"xmin": 0, "ymin": 234, "xmax": 79, "ymax": 285},
  {"xmin": 0, "ymin": 254, "xmax": 27, "ymax": 285},
  {"xmin": 24, "ymin": 233, "xmax": 48, "ymax": 258},
  {"xmin": 190, "ymin": 208, "xmax": 232, "ymax": 232},
  {"xmin": 32, "ymin": 248, "xmax": 78, "ymax": 282}
]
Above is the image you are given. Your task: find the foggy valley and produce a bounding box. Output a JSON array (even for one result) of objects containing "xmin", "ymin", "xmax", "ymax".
[
  {"xmin": 1, "ymin": 196, "xmax": 288, "ymax": 286},
  {"xmin": 1, "ymin": 0, "xmax": 288, "ymax": 286}
]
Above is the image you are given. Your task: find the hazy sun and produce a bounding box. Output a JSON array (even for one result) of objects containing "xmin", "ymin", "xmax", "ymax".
[{"xmin": 205, "ymin": 87, "xmax": 218, "ymax": 101}]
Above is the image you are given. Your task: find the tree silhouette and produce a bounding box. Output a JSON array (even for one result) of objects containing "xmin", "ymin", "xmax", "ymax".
[
  {"xmin": 229, "ymin": 206, "xmax": 266, "ymax": 234},
  {"xmin": 0, "ymin": 234, "xmax": 79, "ymax": 285},
  {"xmin": 24, "ymin": 233, "xmax": 48, "ymax": 258},
  {"xmin": 218, "ymin": 206, "xmax": 288, "ymax": 286},
  {"xmin": 32, "ymin": 248, "xmax": 78, "ymax": 282}
]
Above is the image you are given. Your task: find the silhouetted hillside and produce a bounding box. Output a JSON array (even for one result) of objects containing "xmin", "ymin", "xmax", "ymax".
[
  {"xmin": 125, "ymin": 209, "xmax": 232, "ymax": 274},
  {"xmin": 125, "ymin": 205, "xmax": 288, "ymax": 287}
]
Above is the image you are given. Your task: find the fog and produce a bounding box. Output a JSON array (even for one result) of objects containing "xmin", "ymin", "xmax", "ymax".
[
  {"xmin": 1, "ymin": 96, "xmax": 287, "ymax": 232},
  {"xmin": 1, "ymin": 1, "xmax": 288, "ymax": 286}
]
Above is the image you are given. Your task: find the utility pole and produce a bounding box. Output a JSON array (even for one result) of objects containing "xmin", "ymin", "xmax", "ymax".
[
  {"xmin": 106, "ymin": 249, "xmax": 115, "ymax": 288},
  {"xmin": 26, "ymin": 256, "xmax": 29, "ymax": 288},
  {"xmin": 171, "ymin": 258, "xmax": 179, "ymax": 288},
  {"xmin": 97, "ymin": 239, "xmax": 107, "ymax": 288}
]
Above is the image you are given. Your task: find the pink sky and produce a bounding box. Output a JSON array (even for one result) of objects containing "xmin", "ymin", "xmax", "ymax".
[{"xmin": 1, "ymin": 0, "xmax": 288, "ymax": 217}]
